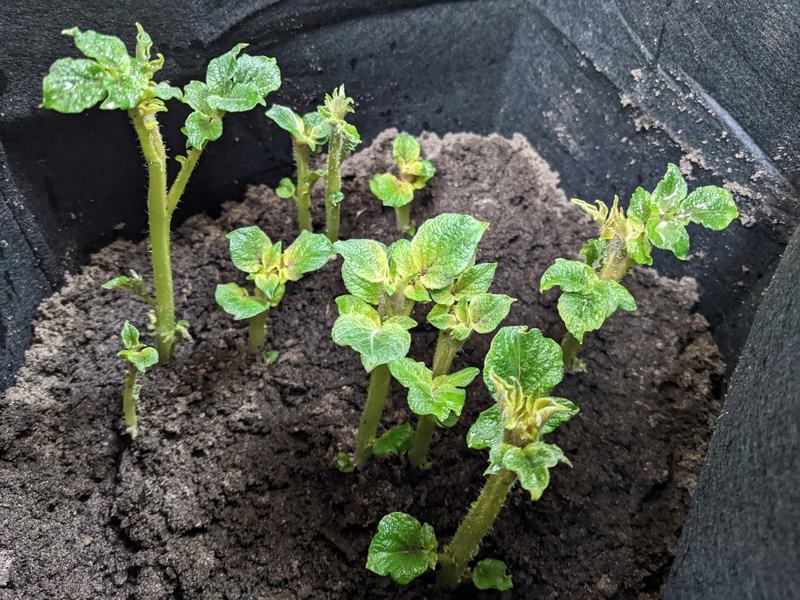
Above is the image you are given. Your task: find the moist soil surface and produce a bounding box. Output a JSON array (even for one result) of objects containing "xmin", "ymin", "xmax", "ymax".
[{"xmin": 0, "ymin": 131, "xmax": 725, "ymax": 599}]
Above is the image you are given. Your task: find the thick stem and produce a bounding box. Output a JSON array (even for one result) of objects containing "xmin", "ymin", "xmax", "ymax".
[
  {"xmin": 130, "ymin": 109, "xmax": 174, "ymax": 363},
  {"xmin": 395, "ymin": 204, "xmax": 412, "ymax": 233},
  {"xmin": 248, "ymin": 309, "xmax": 268, "ymax": 350},
  {"xmin": 408, "ymin": 330, "xmax": 464, "ymax": 468},
  {"xmin": 293, "ymin": 141, "xmax": 312, "ymax": 232},
  {"xmin": 355, "ymin": 363, "xmax": 392, "ymax": 467},
  {"xmin": 324, "ymin": 128, "xmax": 344, "ymax": 242},
  {"xmin": 122, "ymin": 366, "xmax": 140, "ymax": 439},
  {"xmin": 437, "ymin": 469, "xmax": 517, "ymax": 588}
]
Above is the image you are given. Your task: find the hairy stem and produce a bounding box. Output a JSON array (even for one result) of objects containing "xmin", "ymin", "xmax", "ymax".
[
  {"xmin": 166, "ymin": 144, "xmax": 205, "ymax": 215},
  {"xmin": 395, "ymin": 204, "xmax": 412, "ymax": 233},
  {"xmin": 437, "ymin": 469, "xmax": 517, "ymax": 588},
  {"xmin": 408, "ymin": 330, "xmax": 464, "ymax": 468},
  {"xmin": 293, "ymin": 140, "xmax": 312, "ymax": 232},
  {"xmin": 324, "ymin": 127, "xmax": 344, "ymax": 242},
  {"xmin": 355, "ymin": 363, "xmax": 392, "ymax": 467},
  {"xmin": 122, "ymin": 365, "xmax": 140, "ymax": 439},
  {"xmin": 130, "ymin": 108, "xmax": 174, "ymax": 363}
]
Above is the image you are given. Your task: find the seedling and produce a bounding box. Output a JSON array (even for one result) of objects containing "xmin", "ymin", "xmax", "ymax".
[
  {"xmin": 117, "ymin": 321, "xmax": 159, "ymax": 439},
  {"xmin": 541, "ymin": 164, "xmax": 738, "ymax": 371},
  {"xmin": 366, "ymin": 326, "xmax": 579, "ymax": 589},
  {"xmin": 42, "ymin": 25, "xmax": 281, "ymax": 362},
  {"xmin": 317, "ymin": 85, "xmax": 361, "ymax": 241},
  {"xmin": 370, "ymin": 133, "xmax": 435, "ymax": 233},
  {"xmin": 216, "ymin": 226, "xmax": 332, "ymax": 351},
  {"xmin": 331, "ymin": 213, "xmax": 489, "ymax": 468},
  {"xmin": 266, "ymin": 105, "xmax": 330, "ymax": 231}
]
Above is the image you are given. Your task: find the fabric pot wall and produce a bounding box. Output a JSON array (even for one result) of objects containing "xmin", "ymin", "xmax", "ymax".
[{"xmin": 1, "ymin": 1, "xmax": 797, "ymax": 597}]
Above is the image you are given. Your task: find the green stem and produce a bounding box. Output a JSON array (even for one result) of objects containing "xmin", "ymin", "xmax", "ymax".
[
  {"xmin": 166, "ymin": 145, "xmax": 205, "ymax": 215},
  {"xmin": 560, "ymin": 332, "xmax": 585, "ymax": 373},
  {"xmin": 293, "ymin": 140, "xmax": 312, "ymax": 232},
  {"xmin": 248, "ymin": 309, "xmax": 268, "ymax": 350},
  {"xmin": 395, "ymin": 204, "xmax": 412, "ymax": 233},
  {"xmin": 437, "ymin": 469, "xmax": 517, "ymax": 588},
  {"xmin": 122, "ymin": 365, "xmax": 140, "ymax": 439},
  {"xmin": 355, "ymin": 363, "xmax": 392, "ymax": 467},
  {"xmin": 408, "ymin": 330, "xmax": 464, "ymax": 468},
  {"xmin": 130, "ymin": 109, "xmax": 174, "ymax": 364},
  {"xmin": 325, "ymin": 127, "xmax": 344, "ymax": 242}
]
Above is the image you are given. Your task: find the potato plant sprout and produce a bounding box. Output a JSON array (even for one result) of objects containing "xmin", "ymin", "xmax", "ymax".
[
  {"xmin": 215, "ymin": 227, "xmax": 333, "ymax": 352},
  {"xmin": 42, "ymin": 25, "xmax": 281, "ymax": 362},
  {"xmin": 541, "ymin": 164, "xmax": 739, "ymax": 372},
  {"xmin": 370, "ymin": 133, "xmax": 436, "ymax": 233},
  {"xmin": 318, "ymin": 85, "xmax": 361, "ymax": 241},
  {"xmin": 266, "ymin": 105, "xmax": 330, "ymax": 232},
  {"xmin": 366, "ymin": 326, "xmax": 579, "ymax": 589},
  {"xmin": 117, "ymin": 321, "xmax": 159, "ymax": 439},
  {"xmin": 331, "ymin": 213, "xmax": 489, "ymax": 469}
]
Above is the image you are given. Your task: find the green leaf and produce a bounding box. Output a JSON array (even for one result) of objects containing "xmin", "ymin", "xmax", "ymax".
[
  {"xmin": 366, "ymin": 513, "xmax": 438, "ymax": 584},
  {"xmin": 388, "ymin": 357, "xmax": 431, "ymax": 389},
  {"xmin": 275, "ymin": 177, "xmax": 296, "ymax": 199},
  {"xmin": 627, "ymin": 187, "xmax": 653, "ymax": 224},
  {"xmin": 335, "ymin": 452, "xmax": 355, "ymax": 473},
  {"xmin": 342, "ymin": 123, "xmax": 362, "ymax": 153},
  {"xmin": 646, "ymin": 218, "xmax": 690, "ymax": 259},
  {"xmin": 557, "ymin": 280, "xmax": 637, "ymax": 343},
  {"xmin": 472, "ymin": 558, "xmax": 513, "ymax": 591},
  {"xmin": 42, "ymin": 58, "xmax": 107, "ymax": 113},
  {"xmin": 626, "ymin": 229, "xmax": 653, "ymax": 266},
  {"xmin": 330, "ymin": 191, "xmax": 345, "ymax": 206},
  {"xmin": 373, "ymin": 423, "xmax": 414, "ymax": 457},
  {"xmin": 135, "ymin": 23, "xmax": 153, "ymax": 63},
  {"xmin": 411, "ymin": 214, "xmax": 489, "ymax": 289},
  {"xmin": 65, "ymin": 27, "xmax": 130, "ymax": 73},
  {"xmin": 128, "ymin": 347, "xmax": 159, "ymax": 374},
  {"xmin": 151, "ymin": 81, "xmax": 183, "ymax": 101},
  {"xmin": 215, "ymin": 283, "xmax": 269, "ymax": 320},
  {"xmin": 427, "ymin": 304, "xmax": 458, "ymax": 331},
  {"xmin": 369, "ymin": 173, "xmax": 415, "ymax": 208},
  {"xmin": 407, "ymin": 159, "xmax": 435, "ymax": 188},
  {"xmin": 579, "ymin": 239, "xmax": 607, "ymax": 270},
  {"xmin": 227, "ymin": 226, "xmax": 271, "ymax": 273},
  {"xmin": 500, "ymin": 441, "xmax": 569, "ymax": 500},
  {"xmin": 393, "ymin": 133, "xmax": 420, "ymax": 166},
  {"xmin": 282, "ymin": 231, "xmax": 333, "ymax": 281},
  {"xmin": 266, "ymin": 104, "xmax": 303, "ymax": 138},
  {"xmin": 185, "ymin": 111, "xmax": 222, "ymax": 149},
  {"xmin": 468, "ymin": 293, "xmax": 516, "ymax": 334},
  {"xmin": 540, "ymin": 258, "xmax": 594, "ymax": 294},
  {"xmin": 679, "ymin": 186, "xmax": 739, "ymax": 230},
  {"xmin": 387, "ymin": 239, "xmax": 416, "ymax": 281},
  {"xmin": 436, "ymin": 366, "xmax": 480, "ymax": 389},
  {"xmin": 652, "ymin": 163, "xmax": 687, "ymax": 214},
  {"xmin": 333, "ymin": 239, "xmax": 389, "ymax": 305},
  {"xmin": 205, "ymin": 43, "xmax": 248, "ymax": 95},
  {"xmin": 253, "ymin": 273, "xmax": 283, "ymax": 302},
  {"xmin": 332, "ymin": 312, "xmax": 413, "ymax": 373},
  {"xmin": 207, "ymin": 53, "xmax": 281, "ymax": 113},
  {"xmin": 121, "ymin": 320, "xmax": 141, "ymax": 349},
  {"xmin": 466, "ymin": 404, "xmax": 503, "ymax": 450},
  {"xmin": 452, "ymin": 263, "xmax": 497, "ymax": 299},
  {"xmin": 335, "ymin": 294, "xmax": 379, "ymax": 320},
  {"xmin": 263, "ymin": 350, "xmax": 279, "ymax": 364},
  {"xmin": 483, "ymin": 326, "xmax": 563, "ymax": 400},
  {"xmin": 539, "ymin": 397, "xmax": 580, "ymax": 436},
  {"xmin": 100, "ymin": 74, "xmax": 145, "ymax": 111},
  {"xmin": 183, "ymin": 80, "xmax": 212, "ymax": 115}
]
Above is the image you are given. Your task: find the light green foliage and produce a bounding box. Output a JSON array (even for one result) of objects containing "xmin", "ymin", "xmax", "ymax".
[
  {"xmin": 373, "ymin": 423, "xmax": 415, "ymax": 457},
  {"xmin": 335, "ymin": 452, "xmax": 355, "ymax": 473},
  {"xmin": 275, "ymin": 178, "xmax": 296, "ymax": 199},
  {"xmin": 487, "ymin": 440, "xmax": 570, "ymax": 500},
  {"xmin": 266, "ymin": 105, "xmax": 330, "ymax": 152},
  {"xmin": 318, "ymin": 85, "xmax": 361, "ymax": 148},
  {"xmin": 388, "ymin": 358, "xmax": 480, "ymax": 422},
  {"xmin": 472, "ymin": 558, "xmax": 513, "ymax": 591},
  {"xmin": 427, "ymin": 294, "xmax": 516, "ymax": 342},
  {"xmin": 331, "ymin": 295, "xmax": 416, "ymax": 372},
  {"xmin": 369, "ymin": 173, "xmax": 415, "ymax": 208},
  {"xmin": 540, "ymin": 258, "xmax": 637, "ymax": 343},
  {"xmin": 370, "ymin": 133, "xmax": 436, "ymax": 210},
  {"xmin": 102, "ymin": 269, "xmax": 156, "ymax": 306},
  {"xmin": 333, "ymin": 239, "xmax": 391, "ymax": 304},
  {"xmin": 118, "ymin": 321, "xmax": 159, "ymax": 372},
  {"xmin": 214, "ymin": 283, "xmax": 270, "ymax": 320},
  {"xmin": 366, "ymin": 513, "xmax": 438, "ymax": 584}
]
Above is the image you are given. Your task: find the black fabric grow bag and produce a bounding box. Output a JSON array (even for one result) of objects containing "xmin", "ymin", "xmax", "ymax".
[{"xmin": 1, "ymin": 1, "xmax": 797, "ymax": 597}]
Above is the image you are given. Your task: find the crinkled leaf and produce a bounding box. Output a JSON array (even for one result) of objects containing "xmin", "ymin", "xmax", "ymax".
[
  {"xmin": 121, "ymin": 320, "xmax": 141, "ymax": 349},
  {"xmin": 579, "ymin": 239, "xmax": 606, "ymax": 270},
  {"xmin": 387, "ymin": 239, "xmax": 416, "ymax": 281},
  {"xmin": 626, "ymin": 229, "xmax": 653, "ymax": 266},
  {"xmin": 227, "ymin": 226, "xmax": 271, "ymax": 273},
  {"xmin": 539, "ymin": 397, "xmax": 580, "ymax": 436},
  {"xmin": 627, "ymin": 187, "xmax": 653, "ymax": 224},
  {"xmin": 183, "ymin": 80, "xmax": 212, "ymax": 115},
  {"xmin": 483, "ymin": 326, "xmax": 563, "ymax": 400},
  {"xmin": 680, "ymin": 186, "xmax": 738, "ymax": 230},
  {"xmin": 282, "ymin": 231, "xmax": 333, "ymax": 281},
  {"xmin": 332, "ymin": 313, "xmax": 412, "ymax": 372},
  {"xmin": 393, "ymin": 133, "xmax": 420, "ymax": 166},
  {"xmin": 151, "ymin": 81, "xmax": 183, "ymax": 101},
  {"xmin": 42, "ymin": 58, "xmax": 107, "ymax": 113},
  {"xmin": 366, "ymin": 513, "xmax": 438, "ymax": 585},
  {"xmin": 205, "ymin": 43, "xmax": 248, "ymax": 95},
  {"xmin": 275, "ymin": 177, "xmax": 296, "ymax": 199},
  {"xmin": 215, "ymin": 283, "xmax": 269, "ymax": 320},
  {"xmin": 388, "ymin": 357, "xmax": 432, "ymax": 390},
  {"xmin": 206, "ymin": 52, "xmax": 281, "ymax": 113},
  {"xmin": 185, "ymin": 111, "xmax": 222, "ymax": 149},
  {"xmin": 65, "ymin": 27, "xmax": 130, "ymax": 73},
  {"xmin": 646, "ymin": 218, "xmax": 690, "ymax": 259},
  {"xmin": 127, "ymin": 346, "xmax": 159, "ymax": 374},
  {"xmin": 652, "ymin": 163, "xmax": 687, "ymax": 214},
  {"xmin": 500, "ymin": 441, "xmax": 569, "ymax": 501},
  {"xmin": 266, "ymin": 104, "xmax": 303, "ymax": 137},
  {"xmin": 557, "ymin": 280, "xmax": 636, "ymax": 343},
  {"xmin": 572, "ymin": 198, "xmax": 608, "ymax": 225},
  {"xmin": 427, "ymin": 304, "xmax": 458, "ymax": 331},
  {"xmin": 540, "ymin": 258, "xmax": 594, "ymax": 294},
  {"xmin": 370, "ymin": 173, "xmax": 415, "ymax": 208},
  {"xmin": 373, "ymin": 423, "xmax": 414, "ymax": 457},
  {"xmin": 472, "ymin": 558, "xmax": 513, "ymax": 591},
  {"xmin": 411, "ymin": 214, "xmax": 489, "ymax": 289},
  {"xmin": 452, "ymin": 263, "xmax": 497, "ymax": 299},
  {"xmin": 468, "ymin": 293, "xmax": 516, "ymax": 334},
  {"xmin": 466, "ymin": 404, "xmax": 503, "ymax": 450},
  {"xmin": 333, "ymin": 239, "xmax": 389, "ymax": 304},
  {"xmin": 436, "ymin": 366, "xmax": 480, "ymax": 389}
]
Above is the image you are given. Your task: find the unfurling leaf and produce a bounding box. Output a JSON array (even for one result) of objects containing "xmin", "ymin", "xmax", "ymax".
[
  {"xmin": 393, "ymin": 133, "xmax": 421, "ymax": 166},
  {"xmin": 335, "ymin": 452, "xmax": 355, "ymax": 473},
  {"xmin": 472, "ymin": 558, "xmax": 513, "ymax": 591},
  {"xmin": 495, "ymin": 441, "xmax": 570, "ymax": 500},
  {"xmin": 127, "ymin": 347, "xmax": 159, "ymax": 373},
  {"xmin": 366, "ymin": 513, "xmax": 438, "ymax": 584},
  {"xmin": 215, "ymin": 283, "xmax": 269, "ymax": 320},
  {"xmin": 227, "ymin": 226, "xmax": 272, "ymax": 273},
  {"xmin": 373, "ymin": 423, "xmax": 414, "ymax": 456},
  {"xmin": 266, "ymin": 104, "xmax": 304, "ymax": 138},
  {"xmin": 275, "ymin": 178, "xmax": 296, "ymax": 199},
  {"xmin": 411, "ymin": 214, "xmax": 489, "ymax": 289},
  {"xmin": 120, "ymin": 320, "xmax": 141, "ymax": 349}
]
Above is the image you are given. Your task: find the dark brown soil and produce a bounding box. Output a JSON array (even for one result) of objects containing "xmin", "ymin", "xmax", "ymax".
[{"xmin": 0, "ymin": 130, "xmax": 725, "ymax": 599}]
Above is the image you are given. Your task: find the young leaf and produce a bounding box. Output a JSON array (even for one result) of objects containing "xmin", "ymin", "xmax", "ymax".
[
  {"xmin": 366, "ymin": 513, "xmax": 438, "ymax": 584},
  {"xmin": 466, "ymin": 404, "xmax": 503, "ymax": 451},
  {"xmin": 388, "ymin": 357, "xmax": 431, "ymax": 390},
  {"xmin": 393, "ymin": 133, "xmax": 421, "ymax": 166},
  {"xmin": 151, "ymin": 81, "xmax": 183, "ymax": 101},
  {"xmin": 427, "ymin": 304, "xmax": 458, "ymax": 331},
  {"xmin": 215, "ymin": 283, "xmax": 269, "ymax": 320},
  {"xmin": 540, "ymin": 258, "xmax": 594, "ymax": 294},
  {"xmin": 652, "ymin": 163, "xmax": 688, "ymax": 214},
  {"xmin": 282, "ymin": 231, "xmax": 333, "ymax": 281},
  {"xmin": 183, "ymin": 80, "xmax": 212, "ymax": 115},
  {"xmin": 42, "ymin": 58, "xmax": 107, "ymax": 113},
  {"xmin": 679, "ymin": 186, "xmax": 739, "ymax": 230},
  {"xmin": 135, "ymin": 22, "xmax": 153, "ymax": 63},
  {"xmin": 627, "ymin": 187, "xmax": 653, "ymax": 224},
  {"xmin": 121, "ymin": 320, "xmax": 141, "ymax": 349},
  {"xmin": 646, "ymin": 218, "xmax": 690, "ymax": 260},
  {"xmin": 275, "ymin": 178, "xmax": 296, "ymax": 199},
  {"xmin": 205, "ymin": 43, "xmax": 248, "ymax": 96},
  {"xmin": 332, "ymin": 311, "xmax": 414, "ymax": 373},
  {"xmin": 626, "ymin": 229, "xmax": 653, "ymax": 266},
  {"xmin": 472, "ymin": 558, "xmax": 513, "ymax": 591},
  {"xmin": 127, "ymin": 347, "xmax": 160, "ymax": 374},
  {"xmin": 579, "ymin": 239, "xmax": 607, "ymax": 270},
  {"xmin": 483, "ymin": 327, "xmax": 563, "ymax": 401},
  {"xmin": 185, "ymin": 111, "xmax": 223, "ymax": 149},
  {"xmin": 556, "ymin": 279, "xmax": 637, "ymax": 342},
  {"xmin": 452, "ymin": 263, "xmax": 497, "ymax": 299},
  {"xmin": 335, "ymin": 452, "xmax": 355, "ymax": 473},
  {"xmin": 407, "ymin": 159, "xmax": 436, "ymax": 188},
  {"xmin": 498, "ymin": 441, "xmax": 570, "ymax": 500},
  {"xmin": 539, "ymin": 397, "xmax": 580, "ymax": 436},
  {"xmin": 333, "ymin": 239, "xmax": 390, "ymax": 304},
  {"xmin": 436, "ymin": 366, "xmax": 480, "ymax": 389},
  {"xmin": 227, "ymin": 226, "xmax": 271, "ymax": 273},
  {"xmin": 370, "ymin": 173, "xmax": 415, "ymax": 208},
  {"xmin": 467, "ymin": 293, "xmax": 516, "ymax": 334},
  {"xmin": 65, "ymin": 27, "xmax": 130, "ymax": 73},
  {"xmin": 266, "ymin": 104, "xmax": 304, "ymax": 138},
  {"xmin": 411, "ymin": 214, "xmax": 489, "ymax": 289},
  {"xmin": 373, "ymin": 423, "xmax": 415, "ymax": 457}
]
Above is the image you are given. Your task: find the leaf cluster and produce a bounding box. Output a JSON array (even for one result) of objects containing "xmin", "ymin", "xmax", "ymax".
[
  {"xmin": 215, "ymin": 227, "xmax": 332, "ymax": 320},
  {"xmin": 318, "ymin": 85, "xmax": 361, "ymax": 153},
  {"xmin": 369, "ymin": 134, "xmax": 436, "ymax": 208},
  {"xmin": 118, "ymin": 321, "xmax": 159, "ymax": 373}
]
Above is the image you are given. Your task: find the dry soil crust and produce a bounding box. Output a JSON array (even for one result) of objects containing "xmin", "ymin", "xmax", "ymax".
[{"xmin": 0, "ymin": 131, "xmax": 724, "ymax": 599}]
